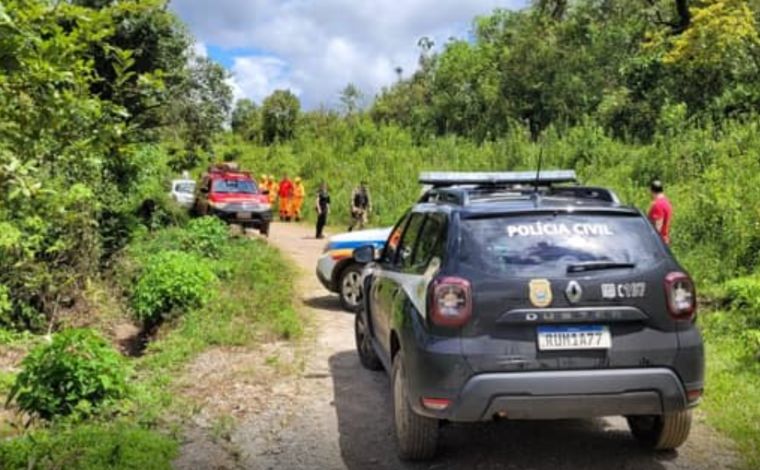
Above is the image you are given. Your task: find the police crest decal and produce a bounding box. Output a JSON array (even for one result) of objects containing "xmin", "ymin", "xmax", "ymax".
[{"xmin": 529, "ymin": 279, "xmax": 553, "ymax": 308}]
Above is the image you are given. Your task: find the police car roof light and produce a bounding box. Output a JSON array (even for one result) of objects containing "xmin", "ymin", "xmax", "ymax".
[{"xmin": 419, "ymin": 170, "xmax": 577, "ymax": 187}]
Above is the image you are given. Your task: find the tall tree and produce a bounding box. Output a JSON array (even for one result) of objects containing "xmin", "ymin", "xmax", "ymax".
[
  {"xmin": 339, "ymin": 83, "xmax": 363, "ymax": 115},
  {"xmin": 261, "ymin": 90, "xmax": 301, "ymax": 144},
  {"xmin": 231, "ymin": 99, "xmax": 260, "ymax": 139}
]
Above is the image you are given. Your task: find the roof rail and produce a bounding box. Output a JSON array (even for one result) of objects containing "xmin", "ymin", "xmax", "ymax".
[{"xmin": 419, "ymin": 170, "xmax": 577, "ymax": 188}]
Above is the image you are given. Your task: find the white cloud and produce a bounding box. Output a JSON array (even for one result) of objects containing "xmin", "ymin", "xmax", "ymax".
[
  {"xmin": 229, "ymin": 55, "xmax": 300, "ymax": 104},
  {"xmin": 172, "ymin": 0, "xmax": 527, "ymax": 108}
]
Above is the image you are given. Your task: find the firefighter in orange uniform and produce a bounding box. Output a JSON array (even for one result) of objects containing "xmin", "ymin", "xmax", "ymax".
[
  {"xmin": 260, "ymin": 174, "xmax": 268, "ymax": 198},
  {"xmin": 293, "ymin": 177, "xmax": 306, "ymax": 221},
  {"xmin": 278, "ymin": 173, "xmax": 294, "ymax": 221},
  {"xmin": 266, "ymin": 175, "xmax": 277, "ymax": 205}
]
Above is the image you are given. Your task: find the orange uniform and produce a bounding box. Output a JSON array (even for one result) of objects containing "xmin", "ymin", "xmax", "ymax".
[
  {"xmin": 293, "ymin": 178, "xmax": 305, "ymax": 221},
  {"xmin": 266, "ymin": 177, "xmax": 277, "ymax": 204},
  {"xmin": 278, "ymin": 177, "xmax": 294, "ymax": 221}
]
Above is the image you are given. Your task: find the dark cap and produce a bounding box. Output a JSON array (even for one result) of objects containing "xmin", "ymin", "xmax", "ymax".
[{"xmin": 650, "ymin": 179, "xmax": 664, "ymax": 193}]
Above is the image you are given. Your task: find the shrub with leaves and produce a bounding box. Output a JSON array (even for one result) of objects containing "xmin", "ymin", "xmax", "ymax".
[
  {"xmin": 0, "ymin": 284, "xmax": 11, "ymax": 326},
  {"xmin": 131, "ymin": 250, "xmax": 216, "ymax": 326},
  {"xmin": 182, "ymin": 217, "xmax": 229, "ymax": 258},
  {"xmin": 7, "ymin": 329, "xmax": 130, "ymax": 420},
  {"xmin": 724, "ymin": 276, "xmax": 760, "ymax": 317},
  {"xmin": 718, "ymin": 275, "xmax": 760, "ymax": 357}
]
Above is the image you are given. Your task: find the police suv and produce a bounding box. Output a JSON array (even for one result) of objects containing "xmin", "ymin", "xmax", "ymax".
[{"xmin": 353, "ymin": 171, "xmax": 703, "ymax": 460}]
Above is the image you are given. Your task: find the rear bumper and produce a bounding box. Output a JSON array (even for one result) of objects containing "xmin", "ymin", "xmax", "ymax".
[{"xmin": 412, "ymin": 368, "xmax": 691, "ymax": 422}]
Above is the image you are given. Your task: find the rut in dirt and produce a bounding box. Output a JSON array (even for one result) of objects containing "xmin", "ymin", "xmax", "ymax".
[{"xmin": 223, "ymin": 222, "xmax": 738, "ymax": 470}]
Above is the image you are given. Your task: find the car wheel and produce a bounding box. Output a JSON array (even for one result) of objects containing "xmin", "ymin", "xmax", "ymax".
[
  {"xmin": 393, "ymin": 351, "xmax": 439, "ymax": 461},
  {"xmin": 627, "ymin": 410, "xmax": 692, "ymax": 450},
  {"xmin": 260, "ymin": 222, "xmax": 270, "ymax": 237},
  {"xmin": 339, "ymin": 264, "xmax": 363, "ymax": 312},
  {"xmin": 354, "ymin": 311, "xmax": 382, "ymax": 371}
]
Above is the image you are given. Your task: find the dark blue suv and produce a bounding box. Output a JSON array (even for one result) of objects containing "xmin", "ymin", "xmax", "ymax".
[{"xmin": 353, "ymin": 171, "xmax": 703, "ymax": 460}]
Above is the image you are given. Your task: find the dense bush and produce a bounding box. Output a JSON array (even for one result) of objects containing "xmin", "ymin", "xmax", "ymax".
[
  {"xmin": 130, "ymin": 251, "xmax": 216, "ymax": 326},
  {"xmin": 718, "ymin": 276, "xmax": 760, "ymax": 357},
  {"xmin": 724, "ymin": 276, "xmax": 760, "ymax": 315},
  {"xmin": 0, "ymin": 1, "xmax": 230, "ymax": 331},
  {"xmin": 182, "ymin": 217, "xmax": 230, "ymax": 258},
  {"xmin": 7, "ymin": 329, "xmax": 130, "ymax": 420}
]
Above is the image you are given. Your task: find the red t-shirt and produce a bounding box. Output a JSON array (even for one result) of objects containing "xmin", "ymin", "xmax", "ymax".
[
  {"xmin": 278, "ymin": 179, "xmax": 294, "ymax": 198},
  {"xmin": 649, "ymin": 195, "xmax": 673, "ymax": 244}
]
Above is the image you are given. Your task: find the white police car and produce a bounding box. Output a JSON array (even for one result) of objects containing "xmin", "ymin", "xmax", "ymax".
[{"xmin": 316, "ymin": 227, "xmax": 391, "ymax": 311}]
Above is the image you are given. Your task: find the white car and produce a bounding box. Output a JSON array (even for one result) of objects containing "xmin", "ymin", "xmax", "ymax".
[
  {"xmin": 170, "ymin": 179, "xmax": 196, "ymax": 208},
  {"xmin": 316, "ymin": 227, "xmax": 391, "ymax": 311}
]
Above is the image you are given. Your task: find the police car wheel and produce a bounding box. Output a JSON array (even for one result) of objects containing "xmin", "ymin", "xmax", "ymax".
[
  {"xmin": 627, "ymin": 410, "xmax": 692, "ymax": 450},
  {"xmin": 339, "ymin": 264, "xmax": 363, "ymax": 312},
  {"xmin": 393, "ymin": 351, "xmax": 439, "ymax": 461},
  {"xmin": 354, "ymin": 312, "xmax": 382, "ymax": 371}
]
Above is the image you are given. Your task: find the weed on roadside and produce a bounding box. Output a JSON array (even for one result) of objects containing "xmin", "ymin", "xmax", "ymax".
[{"xmin": 701, "ymin": 311, "xmax": 760, "ymax": 470}]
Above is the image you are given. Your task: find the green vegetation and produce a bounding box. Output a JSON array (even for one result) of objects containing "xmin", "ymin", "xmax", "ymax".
[
  {"xmin": 131, "ymin": 250, "xmax": 217, "ymax": 327},
  {"xmin": 1, "ymin": 219, "xmax": 301, "ymax": 468},
  {"xmin": 0, "ymin": 1, "xmax": 299, "ymax": 468},
  {"xmin": 0, "ymin": 421, "xmax": 178, "ymax": 470},
  {"xmin": 125, "ymin": 224, "xmax": 301, "ymax": 429},
  {"xmin": 0, "ymin": 0, "xmax": 230, "ymax": 331},
  {"xmin": 702, "ymin": 311, "xmax": 760, "ymax": 469},
  {"xmin": 7, "ymin": 329, "xmax": 130, "ymax": 421},
  {"xmin": 182, "ymin": 217, "xmax": 232, "ymax": 258}
]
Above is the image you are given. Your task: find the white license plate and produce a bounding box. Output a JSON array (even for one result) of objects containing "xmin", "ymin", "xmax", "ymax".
[
  {"xmin": 537, "ymin": 325, "xmax": 611, "ymax": 351},
  {"xmin": 236, "ymin": 212, "xmax": 252, "ymax": 219}
]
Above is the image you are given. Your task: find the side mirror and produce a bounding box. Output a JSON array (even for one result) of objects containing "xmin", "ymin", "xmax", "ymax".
[{"xmin": 353, "ymin": 245, "xmax": 376, "ymax": 264}]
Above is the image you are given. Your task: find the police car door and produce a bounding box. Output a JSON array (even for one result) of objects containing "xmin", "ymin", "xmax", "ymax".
[{"xmin": 371, "ymin": 213, "xmax": 426, "ymax": 358}]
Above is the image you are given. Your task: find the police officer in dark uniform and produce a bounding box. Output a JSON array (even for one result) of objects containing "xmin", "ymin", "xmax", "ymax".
[
  {"xmin": 315, "ymin": 182, "xmax": 330, "ymax": 239},
  {"xmin": 348, "ymin": 181, "xmax": 371, "ymax": 232}
]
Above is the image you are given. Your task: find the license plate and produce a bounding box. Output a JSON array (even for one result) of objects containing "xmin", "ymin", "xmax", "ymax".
[
  {"xmin": 537, "ymin": 325, "xmax": 611, "ymax": 351},
  {"xmin": 236, "ymin": 212, "xmax": 252, "ymax": 219}
]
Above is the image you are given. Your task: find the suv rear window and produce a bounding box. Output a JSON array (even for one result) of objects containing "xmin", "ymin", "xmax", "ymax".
[
  {"xmin": 459, "ymin": 214, "xmax": 663, "ymax": 277},
  {"xmin": 212, "ymin": 179, "xmax": 256, "ymax": 194}
]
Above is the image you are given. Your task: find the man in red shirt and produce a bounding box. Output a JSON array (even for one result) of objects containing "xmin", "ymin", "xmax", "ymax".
[{"xmin": 648, "ymin": 180, "xmax": 673, "ymax": 244}]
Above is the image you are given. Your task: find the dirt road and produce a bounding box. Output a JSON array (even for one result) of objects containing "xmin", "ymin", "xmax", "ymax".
[{"xmin": 227, "ymin": 222, "xmax": 737, "ymax": 470}]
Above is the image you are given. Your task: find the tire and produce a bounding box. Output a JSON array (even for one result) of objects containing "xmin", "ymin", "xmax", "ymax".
[
  {"xmin": 338, "ymin": 264, "xmax": 364, "ymax": 312},
  {"xmin": 354, "ymin": 311, "xmax": 382, "ymax": 371},
  {"xmin": 627, "ymin": 410, "xmax": 693, "ymax": 450},
  {"xmin": 260, "ymin": 222, "xmax": 270, "ymax": 237},
  {"xmin": 392, "ymin": 352, "xmax": 439, "ymax": 461}
]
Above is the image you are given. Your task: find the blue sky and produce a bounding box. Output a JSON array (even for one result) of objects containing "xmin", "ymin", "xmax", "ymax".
[{"xmin": 172, "ymin": 0, "xmax": 528, "ymax": 109}]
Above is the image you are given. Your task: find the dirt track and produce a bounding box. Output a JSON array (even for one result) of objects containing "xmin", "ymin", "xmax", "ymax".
[{"xmin": 183, "ymin": 222, "xmax": 740, "ymax": 470}]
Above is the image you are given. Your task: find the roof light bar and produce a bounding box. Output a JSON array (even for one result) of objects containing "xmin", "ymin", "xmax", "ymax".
[{"xmin": 419, "ymin": 170, "xmax": 577, "ymax": 187}]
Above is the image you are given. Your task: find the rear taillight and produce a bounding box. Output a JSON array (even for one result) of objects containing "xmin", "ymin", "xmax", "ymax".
[
  {"xmin": 430, "ymin": 277, "xmax": 472, "ymax": 328},
  {"xmin": 421, "ymin": 397, "xmax": 451, "ymax": 411},
  {"xmin": 665, "ymin": 272, "xmax": 696, "ymax": 321}
]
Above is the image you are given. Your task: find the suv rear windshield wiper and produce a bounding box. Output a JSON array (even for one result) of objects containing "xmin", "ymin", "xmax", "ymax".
[{"xmin": 567, "ymin": 261, "xmax": 636, "ymax": 274}]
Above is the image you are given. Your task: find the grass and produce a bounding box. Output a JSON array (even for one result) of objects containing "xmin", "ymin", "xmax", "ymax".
[
  {"xmin": 131, "ymin": 235, "xmax": 301, "ymax": 423},
  {"xmin": 701, "ymin": 311, "xmax": 760, "ymax": 470},
  {"xmin": 0, "ymin": 421, "xmax": 178, "ymax": 470},
  {"xmin": 0, "ymin": 222, "xmax": 302, "ymax": 469}
]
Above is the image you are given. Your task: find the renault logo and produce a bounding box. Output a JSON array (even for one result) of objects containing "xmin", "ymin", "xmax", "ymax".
[{"xmin": 565, "ymin": 281, "xmax": 583, "ymax": 304}]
